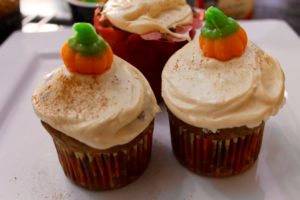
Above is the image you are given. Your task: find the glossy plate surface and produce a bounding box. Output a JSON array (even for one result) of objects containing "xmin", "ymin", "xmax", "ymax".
[{"xmin": 0, "ymin": 20, "xmax": 300, "ymax": 200}]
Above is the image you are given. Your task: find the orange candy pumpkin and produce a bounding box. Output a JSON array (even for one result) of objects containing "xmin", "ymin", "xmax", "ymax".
[
  {"xmin": 199, "ymin": 27, "xmax": 247, "ymax": 61},
  {"xmin": 61, "ymin": 23, "xmax": 113, "ymax": 75},
  {"xmin": 61, "ymin": 43, "xmax": 113, "ymax": 75},
  {"xmin": 199, "ymin": 7, "xmax": 248, "ymax": 61}
]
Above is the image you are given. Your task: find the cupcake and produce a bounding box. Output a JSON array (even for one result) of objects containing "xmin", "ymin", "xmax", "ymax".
[
  {"xmin": 94, "ymin": 0, "xmax": 203, "ymax": 101},
  {"xmin": 162, "ymin": 7, "xmax": 285, "ymax": 177},
  {"xmin": 32, "ymin": 23, "xmax": 160, "ymax": 189}
]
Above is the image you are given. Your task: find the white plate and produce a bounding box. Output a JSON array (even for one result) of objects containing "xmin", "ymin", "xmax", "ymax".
[{"xmin": 1, "ymin": 20, "xmax": 300, "ymax": 200}]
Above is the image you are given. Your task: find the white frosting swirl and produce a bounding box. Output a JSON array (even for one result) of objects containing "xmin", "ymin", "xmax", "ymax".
[
  {"xmin": 162, "ymin": 39, "xmax": 285, "ymax": 131},
  {"xmin": 32, "ymin": 56, "xmax": 160, "ymax": 149},
  {"xmin": 101, "ymin": 0, "xmax": 193, "ymax": 40}
]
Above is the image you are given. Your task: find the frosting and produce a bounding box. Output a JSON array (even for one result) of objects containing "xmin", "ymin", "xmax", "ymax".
[
  {"xmin": 101, "ymin": 0, "xmax": 193, "ymax": 40},
  {"xmin": 32, "ymin": 56, "xmax": 160, "ymax": 149},
  {"xmin": 162, "ymin": 39, "xmax": 285, "ymax": 131}
]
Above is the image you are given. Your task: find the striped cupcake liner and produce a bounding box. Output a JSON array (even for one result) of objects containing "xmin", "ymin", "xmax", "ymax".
[
  {"xmin": 168, "ymin": 112, "xmax": 264, "ymax": 177},
  {"xmin": 47, "ymin": 122, "xmax": 154, "ymax": 190}
]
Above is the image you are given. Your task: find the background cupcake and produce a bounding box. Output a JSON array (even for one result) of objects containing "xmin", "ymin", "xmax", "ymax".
[
  {"xmin": 32, "ymin": 23, "xmax": 160, "ymax": 190},
  {"xmin": 67, "ymin": 0, "xmax": 106, "ymax": 23},
  {"xmin": 94, "ymin": 0, "xmax": 203, "ymax": 101},
  {"xmin": 162, "ymin": 7, "xmax": 285, "ymax": 177}
]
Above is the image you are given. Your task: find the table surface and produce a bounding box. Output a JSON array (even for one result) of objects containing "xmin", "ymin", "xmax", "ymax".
[
  {"xmin": 1, "ymin": 20, "xmax": 300, "ymax": 200},
  {"xmin": 254, "ymin": 0, "xmax": 300, "ymax": 36}
]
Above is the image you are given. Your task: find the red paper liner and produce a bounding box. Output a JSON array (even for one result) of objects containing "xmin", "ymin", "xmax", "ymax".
[
  {"xmin": 43, "ymin": 121, "xmax": 154, "ymax": 190},
  {"xmin": 168, "ymin": 111, "xmax": 264, "ymax": 177}
]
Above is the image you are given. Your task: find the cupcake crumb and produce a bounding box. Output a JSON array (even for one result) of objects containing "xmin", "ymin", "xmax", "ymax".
[
  {"xmin": 202, "ymin": 128, "xmax": 208, "ymax": 133},
  {"xmin": 137, "ymin": 111, "xmax": 145, "ymax": 120},
  {"xmin": 51, "ymin": 192, "xmax": 71, "ymax": 200}
]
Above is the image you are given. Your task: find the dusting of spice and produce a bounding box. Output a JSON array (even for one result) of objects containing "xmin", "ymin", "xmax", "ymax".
[
  {"xmin": 61, "ymin": 23, "xmax": 113, "ymax": 75},
  {"xmin": 199, "ymin": 7, "xmax": 247, "ymax": 61}
]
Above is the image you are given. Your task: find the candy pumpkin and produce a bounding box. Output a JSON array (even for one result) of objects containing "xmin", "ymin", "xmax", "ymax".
[
  {"xmin": 61, "ymin": 23, "xmax": 113, "ymax": 75},
  {"xmin": 199, "ymin": 7, "xmax": 247, "ymax": 61}
]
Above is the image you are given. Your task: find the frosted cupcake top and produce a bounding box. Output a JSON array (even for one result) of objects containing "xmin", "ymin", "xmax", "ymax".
[
  {"xmin": 162, "ymin": 7, "xmax": 285, "ymax": 131},
  {"xmin": 101, "ymin": 0, "xmax": 193, "ymax": 40},
  {"xmin": 32, "ymin": 23, "xmax": 160, "ymax": 149}
]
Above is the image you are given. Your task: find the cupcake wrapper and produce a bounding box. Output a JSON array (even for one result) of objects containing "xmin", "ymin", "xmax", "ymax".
[
  {"xmin": 45, "ymin": 122, "xmax": 154, "ymax": 190},
  {"xmin": 168, "ymin": 112, "xmax": 264, "ymax": 177}
]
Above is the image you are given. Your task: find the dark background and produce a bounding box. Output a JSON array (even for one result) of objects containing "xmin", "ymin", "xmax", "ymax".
[{"xmin": 255, "ymin": 0, "xmax": 300, "ymax": 36}]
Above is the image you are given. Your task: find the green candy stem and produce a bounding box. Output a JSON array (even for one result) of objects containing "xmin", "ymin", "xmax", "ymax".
[
  {"xmin": 68, "ymin": 23, "xmax": 108, "ymax": 56},
  {"xmin": 201, "ymin": 7, "xmax": 239, "ymax": 39}
]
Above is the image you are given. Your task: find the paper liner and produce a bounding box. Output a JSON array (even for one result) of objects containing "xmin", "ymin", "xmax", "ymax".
[
  {"xmin": 44, "ymin": 121, "xmax": 154, "ymax": 190},
  {"xmin": 168, "ymin": 112, "xmax": 264, "ymax": 177}
]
